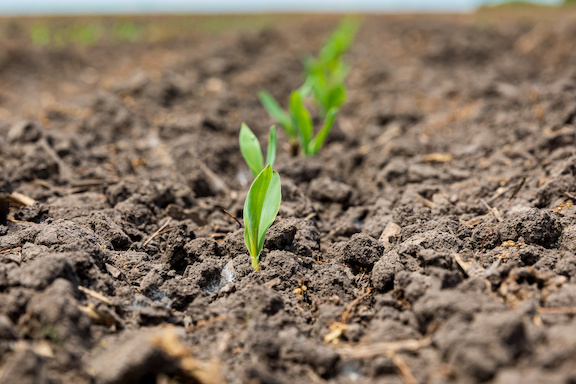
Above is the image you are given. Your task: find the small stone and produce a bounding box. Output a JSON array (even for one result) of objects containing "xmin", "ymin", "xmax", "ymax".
[
  {"xmin": 378, "ymin": 222, "xmax": 401, "ymax": 247},
  {"xmin": 7, "ymin": 121, "xmax": 42, "ymax": 143}
]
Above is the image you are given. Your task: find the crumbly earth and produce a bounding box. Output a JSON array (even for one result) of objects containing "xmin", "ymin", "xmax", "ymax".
[{"xmin": 1, "ymin": 11, "xmax": 576, "ymax": 384}]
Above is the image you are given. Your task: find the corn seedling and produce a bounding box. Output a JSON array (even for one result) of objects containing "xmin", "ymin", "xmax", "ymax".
[
  {"xmin": 239, "ymin": 123, "xmax": 277, "ymax": 177},
  {"xmin": 289, "ymin": 91, "xmax": 338, "ymax": 156},
  {"xmin": 258, "ymin": 18, "xmax": 358, "ymax": 156},
  {"xmin": 243, "ymin": 164, "xmax": 281, "ymax": 271},
  {"xmin": 301, "ymin": 17, "xmax": 358, "ymax": 117}
]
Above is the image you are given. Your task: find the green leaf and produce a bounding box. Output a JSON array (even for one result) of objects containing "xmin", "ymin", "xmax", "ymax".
[
  {"xmin": 258, "ymin": 90, "xmax": 296, "ymax": 139},
  {"xmin": 243, "ymin": 164, "xmax": 282, "ymax": 271},
  {"xmin": 299, "ymin": 56, "xmax": 317, "ymax": 97},
  {"xmin": 310, "ymin": 108, "xmax": 338, "ymax": 156},
  {"xmin": 239, "ymin": 123, "xmax": 264, "ymax": 177},
  {"xmin": 319, "ymin": 18, "xmax": 359, "ymax": 64},
  {"xmin": 331, "ymin": 61, "xmax": 349, "ymax": 85},
  {"xmin": 266, "ymin": 126, "xmax": 277, "ymax": 167},
  {"xmin": 289, "ymin": 91, "xmax": 314, "ymax": 155},
  {"xmin": 326, "ymin": 84, "xmax": 346, "ymax": 111},
  {"xmin": 303, "ymin": 53, "xmax": 348, "ymax": 117}
]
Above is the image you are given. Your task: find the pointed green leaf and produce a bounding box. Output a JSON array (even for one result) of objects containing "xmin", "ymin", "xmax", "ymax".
[
  {"xmin": 331, "ymin": 61, "xmax": 349, "ymax": 85},
  {"xmin": 243, "ymin": 164, "xmax": 281, "ymax": 271},
  {"xmin": 239, "ymin": 123, "xmax": 264, "ymax": 177},
  {"xmin": 310, "ymin": 108, "xmax": 338, "ymax": 155},
  {"xmin": 258, "ymin": 90, "xmax": 296, "ymax": 139},
  {"xmin": 289, "ymin": 91, "xmax": 314, "ymax": 154},
  {"xmin": 257, "ymin": 170, "xmax": 281, "ymax": 256},
  {"xmin": 326, "ymin": 85, "xmax": 346, "ymax": 111},
  {"xmin": 319, "ymin": 18, "xmax": 359, "ymax": 64},
  {"xmin": 244, "ymin": 165, "xmax": 272, "ymax": 258},
  {"xmin": 266, "ymin": 126, "xmax": 277, "ymax": 167}
]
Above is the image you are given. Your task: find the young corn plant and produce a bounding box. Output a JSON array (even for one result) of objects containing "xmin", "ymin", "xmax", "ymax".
[
  {"xmin": 258, "ymin": 18, "xmax": 358, "ymax": 157},
  {"xmin": 289, "ymin": 91, "xmax": 338, "ymax": 156},
  {"xmin": 239, "ymin": 123, "xmax": 277, "ymax": 177},
  {"xmin": 301, "ymin": 17, "xmax": 358, "ymax": 117},
  {"xmin": 243, "ymin": 164, "xmax": 281, "ymax": 271}
]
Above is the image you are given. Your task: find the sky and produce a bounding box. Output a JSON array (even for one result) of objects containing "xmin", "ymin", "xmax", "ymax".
[{"xmin": 0, "ymin": 0, "xmax": 564, "ymax": 15}]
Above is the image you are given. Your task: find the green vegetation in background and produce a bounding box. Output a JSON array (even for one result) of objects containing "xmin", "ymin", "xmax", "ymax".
[
  {"xmin": 11, "ymin": 15, "xmax": 282, "ymax": 48},
  {"xmin": 29, "ymin": 23, "xmax": 50, "ymax": 46},
  {"xmin": 112, "ymin": 21, "xmax": 142, "ymax": 42},
  {"xmin": 29, "ymin": 21, "xmax": 101, "ymax": 47},
  {"xmin": 480, "ymin": 0, "xmax": 555, "ymax": 8},
  {"xmin": 75, "ymin": 24, "xmax": 101, "ymax": 45}
]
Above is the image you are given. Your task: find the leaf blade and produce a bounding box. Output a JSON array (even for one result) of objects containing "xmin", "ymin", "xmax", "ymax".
[
  {"xmin": 319, "ymin": 17, "xmax": 359, "ymax": 64},
  {"xmin": 243, "ymin": 164, "xmax": 281, "ymax": 270},
  {"xmin": 258, "ymin": 90, "xmax": 295, "ymax": 139},
  {"xmin": 266, "ymin": 125, "xmax": 277, "ymax": 167},
  {"xmin": 326, "ymin": 84, "xmax": 346, "ymax": 111},
  {"xmin": 257, "ymin": 169, "xmax": 281, "ymax": 254},
  {"xmin": 243, "ymin": 165, "xmax": 272, "ymax": 257},
  {"xmin": 310, "ymin": 108, "xmax": 338, "ymax": 155},
  {"xmin": 289, "ymin": 91, "xmax": 314, "ymax": 155},
  {"xmin": 239, "ymin": 123, "xmax": 264, "ymax": 177}
]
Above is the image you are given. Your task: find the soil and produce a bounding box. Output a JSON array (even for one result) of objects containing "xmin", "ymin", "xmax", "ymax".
[{"xmin": 1, "ymin": 11, "xmax": 576, "ymax": 384}]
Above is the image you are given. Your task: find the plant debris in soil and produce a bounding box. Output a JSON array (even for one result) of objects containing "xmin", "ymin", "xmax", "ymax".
[{"xmin": 1, "ymin": 11, "xmax": 576, "ymax": 384}]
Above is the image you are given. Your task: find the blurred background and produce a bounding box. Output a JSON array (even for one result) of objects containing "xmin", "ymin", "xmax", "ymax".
[
  {"xmin": 0, "ymin": 0, "xmax": 568, "ymax": 14},
  {"xmin": 0, "ymin": 0, "xmax": 573, "ymax": 121},
  {"xmin": 0, "ymin": 1, "xmax": 571, "ymax": 49}
]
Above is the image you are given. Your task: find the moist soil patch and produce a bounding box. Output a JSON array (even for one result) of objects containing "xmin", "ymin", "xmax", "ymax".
[{"xmin": 1, "ymin": 12, "xmax": 576, "ymax": 384}]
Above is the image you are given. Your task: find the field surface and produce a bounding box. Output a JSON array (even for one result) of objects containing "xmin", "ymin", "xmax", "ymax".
[{"xmin": 1, "ymin": 10, "xmax": 576, "ymax": 384}]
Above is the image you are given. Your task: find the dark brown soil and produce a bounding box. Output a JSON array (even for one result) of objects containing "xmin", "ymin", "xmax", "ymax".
[{"xmin": 1, "ymin": 11, "xmax": 576, "ymax": 384}]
